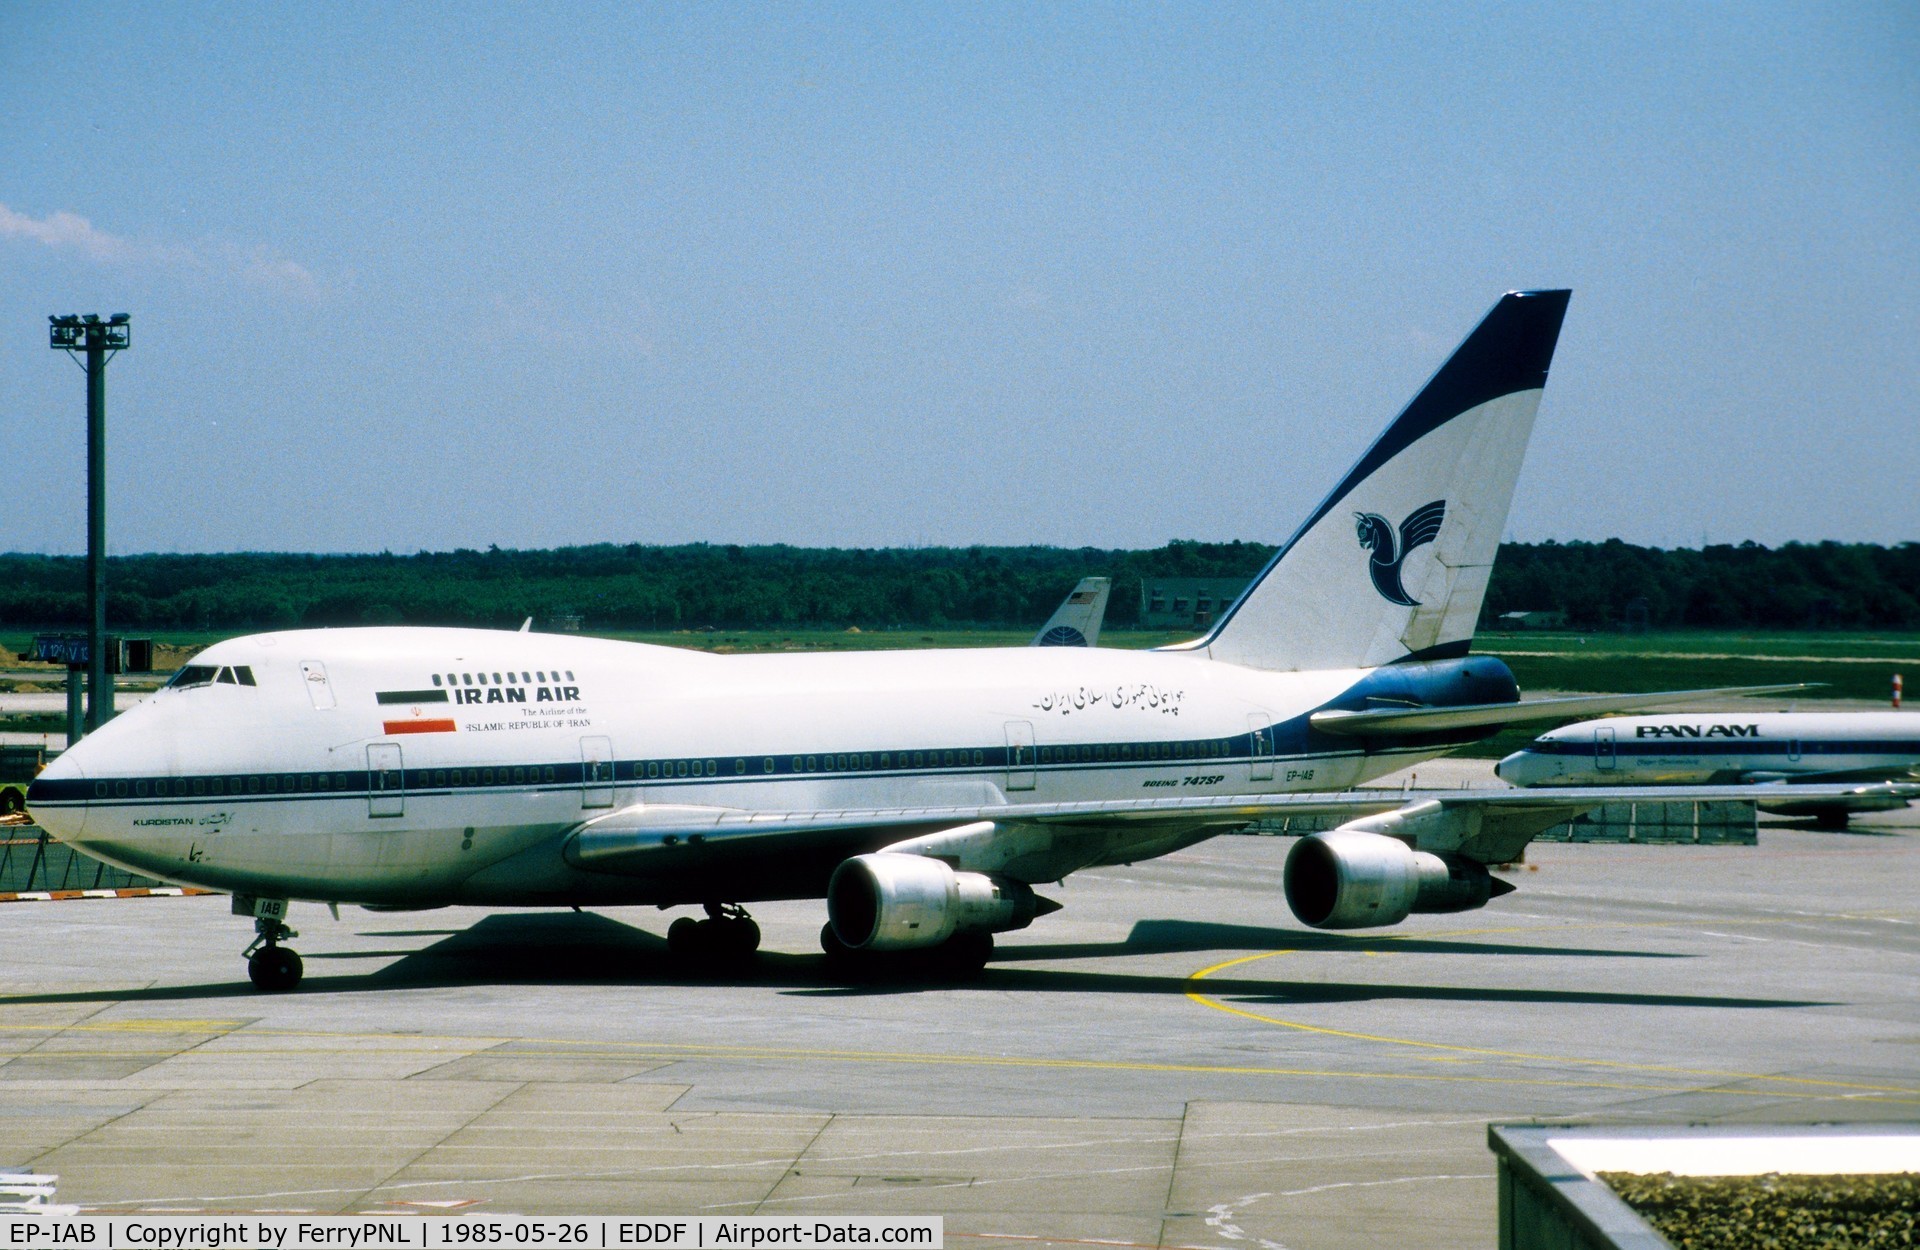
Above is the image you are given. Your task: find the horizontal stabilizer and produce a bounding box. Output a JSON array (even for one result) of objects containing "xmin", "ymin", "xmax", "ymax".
[{"xmin": 1308, "ymin": 684, "xmax": 1816, "ymax": 737}]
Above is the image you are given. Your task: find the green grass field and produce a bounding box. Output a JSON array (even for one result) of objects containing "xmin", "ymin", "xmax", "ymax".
[
  {"xmin": 1477, "ymin": 630, "xmax": 1915, "ymax": 701},
  {"xmin": 588, "ymin": 628, "xmax": 1200, "ymax": 652}
]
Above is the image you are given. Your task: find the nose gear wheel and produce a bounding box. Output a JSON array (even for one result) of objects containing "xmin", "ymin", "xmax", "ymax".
[{"xmin": 243, "ymin": 915, "xmax": 304, "ymax": 991}]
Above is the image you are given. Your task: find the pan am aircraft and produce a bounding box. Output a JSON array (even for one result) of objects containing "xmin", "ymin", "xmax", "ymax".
[
  {"xmin": 1497, "ymin": 711, "xmax": 1920, "ymax": 825},
  {"xmin": 29, "ymin": 289, "xmax": 1879, "ymax": 991}
]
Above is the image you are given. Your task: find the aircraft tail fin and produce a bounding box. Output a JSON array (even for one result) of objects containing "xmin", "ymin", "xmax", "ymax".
[
  {"xmin": 1033, "ymin": 577, "xmax": 1112, "ymax": 647},
  {"xmin": 1193, "ymin": 290, "xmax": 1571, "ymax": 672}
]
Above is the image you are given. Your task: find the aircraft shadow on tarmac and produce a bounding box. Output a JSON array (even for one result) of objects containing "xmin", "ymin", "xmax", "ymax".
[
  {"xmin": 1002, "ymin": 918, "xmax": 1691, "ymax": 962},
  {"xmin": 0, "ymin": 910, "xmax": 1827, "ymax": 1011}
]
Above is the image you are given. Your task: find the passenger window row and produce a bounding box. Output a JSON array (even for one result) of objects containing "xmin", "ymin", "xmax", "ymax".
[
  {"xmin": 1042, "ymin": 740, "xmax": 1226, "ymax": 763},
  {"xmin": 89, "ymin": 735, "xmax": 1258, "ymax": 800},
  {"xmin": 100, "ymin": 769, "xmax": 357, "ymax": 799},
  {"xmin": 630, "ymin": 740, "xmax": 1236, "ymax": 782},
  {"xmin": 94, "ymin": 764, "xmax": 569, "ymax": 801},
  {"xmin": 432, "ymin": 669, "xmax": 574, "ymax": 687},
  {"xmin": 429, "ymin": 766, "xmax": 558, "ymax": 787}
]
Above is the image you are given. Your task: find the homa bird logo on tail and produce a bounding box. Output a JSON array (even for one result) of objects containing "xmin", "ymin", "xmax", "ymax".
[{"xmin": 1354, "ymin": 500, "xmax": 1446, "ymax": 606}]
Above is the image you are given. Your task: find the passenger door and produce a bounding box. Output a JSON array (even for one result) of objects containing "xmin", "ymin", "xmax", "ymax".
[
  {"xmin": 581, "ymin": 735, "xmax": 615, "ymax": 808},
  {"xmin": 1004, "ymin": 721, "xmax": 1036, "ymax": 792},
  {"xmin": 1247, "ymin": 713, "xmax": 1275, "ymax": 782},
  {"xmin": 367, "ymin": 743, "xmax": 404, "ymax": 818},
  {"xmin": 1594, "ymin": 725, "xmax": 1616, "ymax": 772}
]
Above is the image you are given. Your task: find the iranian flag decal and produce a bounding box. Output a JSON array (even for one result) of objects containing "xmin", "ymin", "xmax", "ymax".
[
  {"xmin": 378, "ymin": 689, "xmax": 457, "ymax": 735},
  {"xmin": 384, "ymin": 717, "xmax": 457, "ymax": 735}
]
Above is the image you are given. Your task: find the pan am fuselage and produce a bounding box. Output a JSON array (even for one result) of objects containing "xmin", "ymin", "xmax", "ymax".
[{"xmin": 1496, "ymin": 711, "xmax": 1920, "ymax": 788}]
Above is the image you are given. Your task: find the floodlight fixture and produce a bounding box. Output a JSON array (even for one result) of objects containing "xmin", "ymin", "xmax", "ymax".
[{"xmin": 49, "ymin": 313, "xmax": 129, "ymax": 352}]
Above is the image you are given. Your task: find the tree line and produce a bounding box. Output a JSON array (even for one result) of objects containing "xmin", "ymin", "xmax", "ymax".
[{"xmin": 0, "ymin": 539, "xmax": 1913, "ymax": 634}]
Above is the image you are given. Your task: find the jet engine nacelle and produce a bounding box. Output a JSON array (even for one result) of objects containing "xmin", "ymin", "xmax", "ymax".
[
  {"xmin": 1282, "ymin": 829, "xmax": 1498, "ymax": 930},
  {"xmin": 828, "ymin": 852, "xmax": 1041, "ymax": 951}
]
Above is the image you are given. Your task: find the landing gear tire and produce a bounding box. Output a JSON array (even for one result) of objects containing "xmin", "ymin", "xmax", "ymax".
[
  {"xmin": 720, "ymin": 915, "xmax": 761, "ymax": 956},
  {"xmin": 820, "ymin": 923, "xmax": 857, "ymax": 966},
  {"xmin": 667, "ymin": 907, "xmax": 760, "ymax": 966},
  {"xmin": 241, "ymin": 908, "xmax": 303, "ymax": 993},
  {"xmin": 247, "ymin": 945, "xmax": 304, "ymax": 992},
  {"xmin": 933, "ymin": 930, "xmax": 993, "ymax": 979},
  {"xmin": 818, "ymin": 926, "xmax": 992, "ymax": 982},
  {"xmin": 666, "ymin": 916, "xmax": 702, "ymax": 958}
]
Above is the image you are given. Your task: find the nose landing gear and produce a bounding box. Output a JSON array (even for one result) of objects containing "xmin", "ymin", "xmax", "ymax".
[{"xmin": 235, "ymin": 895, "xmax": 304, "ymax": 991}]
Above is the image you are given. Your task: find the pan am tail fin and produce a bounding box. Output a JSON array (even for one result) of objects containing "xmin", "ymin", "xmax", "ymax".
[{"xmin": 1033, "ymin": 577, "xmax": 1112, "ymax": 647}]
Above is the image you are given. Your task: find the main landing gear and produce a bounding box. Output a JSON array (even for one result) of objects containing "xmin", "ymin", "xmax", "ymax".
[
  {"xmin": 819, "ymin": 924, "xmax": 994, "ymax": 981},
  {"xmin": 666, "ymin": 902, "xmax": 761, "ymax": 964},
  {"xmin": 237, "ymin": 895, "xmax": 304, "ymax": 992}
]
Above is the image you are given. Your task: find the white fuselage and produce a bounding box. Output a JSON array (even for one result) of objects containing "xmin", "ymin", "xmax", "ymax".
[
  {"xmin": 28, "ymin": 627, "xmax": 1451, "ymax": 906},
  {"xmin": 1496, "ymin": 711, "xmax": 1920, "ymax": 787}
]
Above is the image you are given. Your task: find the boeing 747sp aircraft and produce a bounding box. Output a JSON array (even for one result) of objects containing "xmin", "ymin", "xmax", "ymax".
[{"xmin": 30, "ymin": 289, "xmax": 1875, "ymax": 992}]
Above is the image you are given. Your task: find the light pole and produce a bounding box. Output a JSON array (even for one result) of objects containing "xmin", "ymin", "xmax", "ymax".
[{"xmin": 49, "ymin": 313, "xmax": 130, "ymax": 735}]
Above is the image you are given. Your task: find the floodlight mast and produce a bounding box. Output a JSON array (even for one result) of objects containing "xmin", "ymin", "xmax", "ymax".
[{"xmin": 49, "ymin": 314, "xmax": 131, "ymax": 734}]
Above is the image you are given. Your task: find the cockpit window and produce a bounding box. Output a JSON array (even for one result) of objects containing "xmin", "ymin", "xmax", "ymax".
[{"xmin": 168, "ymin": 664, "xmax": 256, "ymax": 690}]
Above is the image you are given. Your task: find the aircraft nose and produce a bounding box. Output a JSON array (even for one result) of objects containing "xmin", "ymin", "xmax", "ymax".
[
  {"xmin": 1494, "ymin": 750, "xmax": 1540, "ymax": 786},
  {"xmin": 25, "ymin": 745, "xmax": 89, "ymax": 839}
]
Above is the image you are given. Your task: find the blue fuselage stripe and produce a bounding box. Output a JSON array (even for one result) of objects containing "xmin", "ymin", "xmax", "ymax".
[
  {"xmin": 1531, "ymin": 738, "xmax": 1920, "ymax": 759},
  {"xmin": 27, "ymin": 733, "xmax": 1465, "ymax": 812}
]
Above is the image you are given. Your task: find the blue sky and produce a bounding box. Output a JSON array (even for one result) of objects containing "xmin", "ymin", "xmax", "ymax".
[{"xmin": 3, "ymin": 3, "xmax": 1915, "ymax": 554}]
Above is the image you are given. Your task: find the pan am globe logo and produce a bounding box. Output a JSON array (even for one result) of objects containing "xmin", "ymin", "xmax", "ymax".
[
  {"xmin": 1038, "ymin": 626, "xmax": 1089, "ymax": 647},
  {"xmin": 1354, "ymin": 499, "xmax": 1446, "ymax": 606}
]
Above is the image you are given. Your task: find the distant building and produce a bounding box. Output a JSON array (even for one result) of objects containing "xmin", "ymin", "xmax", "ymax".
[
  {"xmin": 1140, "ymin": 577, "xmax": 1254, "ymax": 631},
  {"xmin": 1494, "ymin": 609, "xmax": 1568, "ymax": 631}
]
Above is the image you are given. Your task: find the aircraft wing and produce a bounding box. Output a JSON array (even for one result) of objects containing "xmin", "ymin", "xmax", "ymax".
[
  {"xmin": 564, "ymin": 779, "xmax": 1920, "ymax": 886},
  {"xmin": 1307, "ymin": 684, "xmax": 1814, "ymax": 736},
  {"xmin": 1742, "ymin": 766, "xmax": 1920, "ymax": 786},
  {"xmin": 1745, "ymin": 776, "xmax": 1920, "ymax": 817}
]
